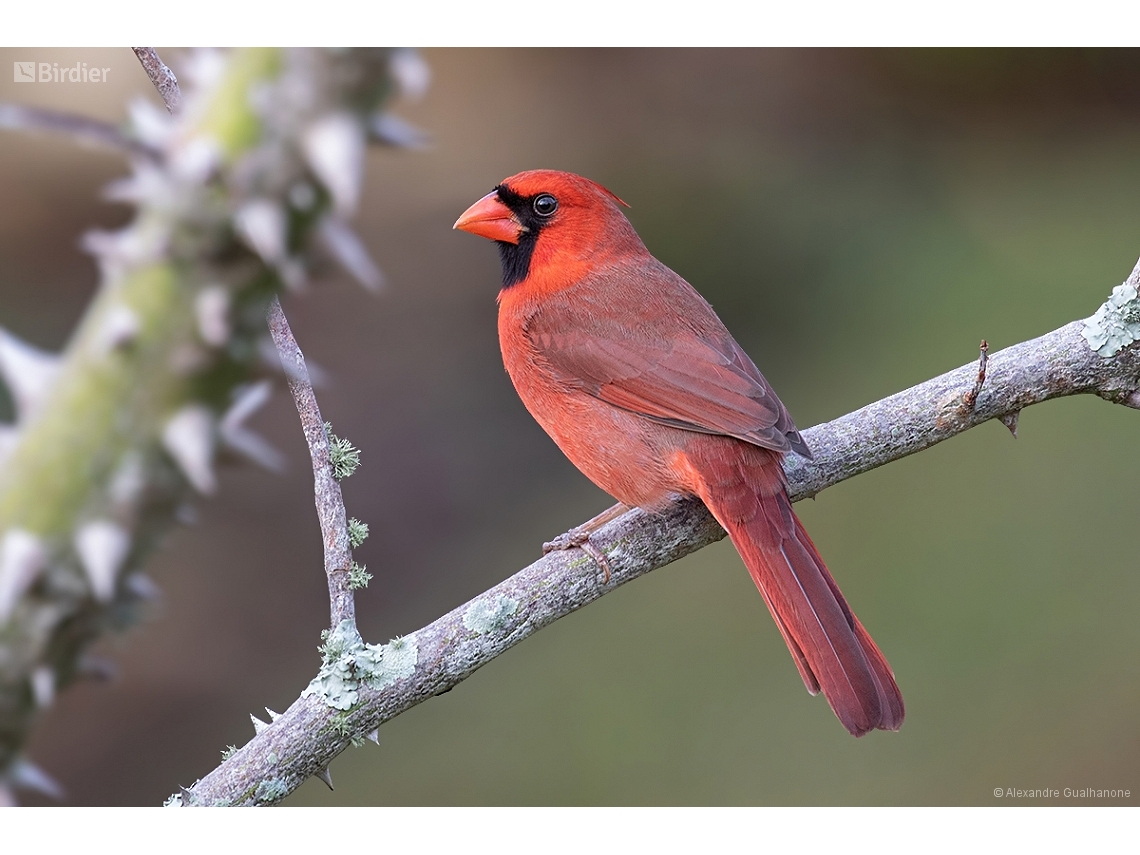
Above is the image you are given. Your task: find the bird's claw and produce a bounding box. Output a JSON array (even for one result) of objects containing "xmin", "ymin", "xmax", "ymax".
[{"xmin": 543, "ymin": 528, "xmax": 612, "ymax": 584}]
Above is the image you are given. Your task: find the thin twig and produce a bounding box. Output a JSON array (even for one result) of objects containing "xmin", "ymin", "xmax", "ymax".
[
  {"xmin": 130, "ymin": 45, "xmax": 352, "ymax": 635},
  {"xmin": 131, "ymin": 48, "xmax": 182, "ymax": 114},
  {"xmin": 0, "ymin": 103, "xmax": 158, "ymax": 159},
  {"xmin": 266, "ymin": 297, "xmax": 356, "ymax": 630},
  {"xmin": 961, "ymin": 339, "xmax": 989, "ymax": 413},
  {"xmin": 185, "ymin": 301, "xmax": 1140, "ymax": 805}
]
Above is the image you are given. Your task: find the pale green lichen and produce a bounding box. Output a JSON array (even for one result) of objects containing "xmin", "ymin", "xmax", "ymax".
[
  {"xmin": 462, "ymin": 594, "xmax": 519, "ymax": 634},
  {"xmin": 325, "ymin": 422, "xmax": 360, "ymax": 480},
  {"xmin": 267, "ymin": 752, "xmax": 278, "ymax": 766},
  {"xmin": 347, "ymin": 517, "xmax": 369, "ymax": 548},
  {"xmin": 220, "ymin": 744, "xmax": 237, "ymax": 760},
  {"xmin": 302, "ymin": 619, "xmax": 417, "ymax": 710},
  {"xmin": 347, "ymin": 561, "xmax": 371, "ymax": 590},
  {"xmin": 163, "ymin": 792, "xmax": 182, "ymax": 807},
  {"xmin": 254, "ymin": 778, "xmax": 288, "ymax": 804},
  {"xmin": 1083, "ymin": 282, "xmax": 1140, "ymax": 357},
  {"xmin": 329, "ymin": 712, "xmax": 353, "ymax": 737}
]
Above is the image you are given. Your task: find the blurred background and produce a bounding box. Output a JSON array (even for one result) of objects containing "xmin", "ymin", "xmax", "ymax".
[{"xmin": 0, "ymin": 47, "xmax": 1138, "ymax": 806}]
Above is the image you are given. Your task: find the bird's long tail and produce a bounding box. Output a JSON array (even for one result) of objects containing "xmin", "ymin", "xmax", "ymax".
[{"xmin": 684, "ymin": 442, "xmax": 904, "ymax": 737}]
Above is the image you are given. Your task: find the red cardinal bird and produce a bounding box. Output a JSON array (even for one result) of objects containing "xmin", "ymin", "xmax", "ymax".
[{"xmin": 454, "ymin": 169, "xmax": 903, "ymax": 737}]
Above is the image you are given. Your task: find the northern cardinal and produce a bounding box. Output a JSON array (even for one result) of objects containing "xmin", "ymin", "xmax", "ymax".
[{"xmin": 455, "ymin": 169, "xmax": 903, "ymax": 737}]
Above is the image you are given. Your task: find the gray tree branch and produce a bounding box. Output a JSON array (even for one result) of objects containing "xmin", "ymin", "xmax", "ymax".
[
  {"xmin": 266, "ymin": 297, "xmax": 356, "ymax": 631},
  {"xmin": 131, "ymin": 48, "xmax": 183, "ymax": 114},
  {"xmin": 180, "ymin": 256, "xmax": 1140, "ymax": 805}
]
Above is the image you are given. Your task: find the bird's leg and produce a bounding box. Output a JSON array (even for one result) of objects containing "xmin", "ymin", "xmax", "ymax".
[{"xmin": 542, "ymin": 502, "xmax": 630, "ymax": 583}]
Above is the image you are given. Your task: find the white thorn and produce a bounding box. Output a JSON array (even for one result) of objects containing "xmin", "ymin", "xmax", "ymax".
[
  {"xmin": 11, "ymin": 760, "xmax": 64, "ymax": 801},
  {"xmin": 0, "ymin": 327, "xmax": 61, "ymax": 422},
  {"xmin": 251, "ymin": 713, "xmax": 269, "ymax": 735},
  {"xmin": 127, "ymin": 97, "xmax": 175, "ymax": 148},
  {"xmin": 75, "ymin": 520, "xmax": 131, "ymax": 603},
  {"xmin": 181, "ymin": 48, "xmax": 226, "ymax": 90},
  {"xmin": 108, "ymin": 451, "xmax": 146, "ymax": 511},
  {"xmin": 195, "ymin": 286, "xmax": 231, "ymax": 348},
  {"xmin": 0, "ymin": 425, "xmax": 18, "ymax": 467},
  {"xmin": 366, "ymin": 729, "xmax": 378, "ymax": 744},
  {"xmin": 314, "ymin": 767, "xmax": 334, "ymax": 790},
  {"xmin": 102, "ymin": 160, "xmax": 168, "ymax": 205},
  {"xmin": 221, "ymin": 381, "xmax": 284, "ymax": 472},
  {"xmin": 169, "ymin": 137, "xmax": 221, "ymax": 185},
  {"xmin": 369, "ymin": 113, "xmax": 431, "ymax": 150},
  {"xmin": 126, "ymin": 573, "xmax": 161, "ymax": 601},
  {"xmin": 224, "ymin": 380, "xmax": 271, "ymax": 427},
  {"xmin": 30, "ymin": 666, "xmax": 55, "ymax": 708},
  {"xmin": 95, "ymin": 304, "xmax": 140, "ymax": 354},
  {"xmin": 318, "ymin": 218, "xmax": 383, "ymax": 292},
  {"xmin": 265, "ymin": 707, "xmax": 281, "ymax": 722},
  {"xmin": 80, "ymin": 222, "xmax": 168, "ymax": 278},
  {"xmin": 162, "ymin": 405, "xmax": 217, "ymax": 494},
  {"xmin": 0, "ymin": 530, "xmax": 47, "ymax": 623},
  {"xmin": 389, "ymin": 48, "xmax": 431, "ymax": 101},
  {"xmin": 235, "ymin": 200, "xmax": 287, "ymax": 265},
  {"xmin": 302, "ymin": 113, "xmax": 364, "ymax": 217}
]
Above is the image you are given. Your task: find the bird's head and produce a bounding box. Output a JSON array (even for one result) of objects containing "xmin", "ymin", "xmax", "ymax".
[{"xmin": 454, "ymin": 169, "xmax": 644, "ymax": 293}]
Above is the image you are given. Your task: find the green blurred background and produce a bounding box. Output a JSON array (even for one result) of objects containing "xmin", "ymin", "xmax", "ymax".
[{"xmin": 0, "ymin": 48, "xmax": 1137, "ymax": 806}]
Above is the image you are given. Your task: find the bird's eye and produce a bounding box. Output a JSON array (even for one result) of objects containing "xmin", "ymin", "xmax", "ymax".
[{"xmin": 533, "ymin": 194, "xmax": 558, "ymax": 217}]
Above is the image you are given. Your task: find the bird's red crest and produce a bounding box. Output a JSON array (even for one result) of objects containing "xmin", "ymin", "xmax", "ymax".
[{"xmin": 498, "ymin": 169, "xmax": 630, "ymax": 210}]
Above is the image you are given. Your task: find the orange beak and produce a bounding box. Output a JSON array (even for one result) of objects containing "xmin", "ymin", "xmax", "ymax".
[{"xmin": 453, "ymin": 191, "xmax": 524, "ymax": 244}]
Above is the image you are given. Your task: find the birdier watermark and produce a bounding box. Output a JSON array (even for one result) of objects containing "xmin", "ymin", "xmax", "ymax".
[
  {"xmin": 13, "ymin": 61, "xmax": 110, "ymax": 84},
  {"xmin": 993, "ymin": 786, "xmax": 1131, "ymax": 800}
]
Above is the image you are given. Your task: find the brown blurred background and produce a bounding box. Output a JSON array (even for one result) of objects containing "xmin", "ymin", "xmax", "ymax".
[{"xmin": 0, "ymin": 48, "xmax": 1138, "ymax": 806}]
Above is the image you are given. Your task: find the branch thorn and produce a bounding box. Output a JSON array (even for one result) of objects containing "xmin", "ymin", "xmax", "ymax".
[
  {"xmin": 314, "ymin": 767, "xmax": 334, "ymax": 790},
  {"xmin": 961, "ymin": 339, "xmax": 989, "ymax": 413}
]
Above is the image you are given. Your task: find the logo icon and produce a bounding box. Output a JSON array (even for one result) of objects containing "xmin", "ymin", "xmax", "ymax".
[{"xmin": 13, "ymin": 62, "xmax": 35, "ymax": 83}]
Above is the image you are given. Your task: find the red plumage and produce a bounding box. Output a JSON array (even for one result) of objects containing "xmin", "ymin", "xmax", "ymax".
[{"xmin": 455, "ymin": 169, "xmax": 903, "ymax": 736}]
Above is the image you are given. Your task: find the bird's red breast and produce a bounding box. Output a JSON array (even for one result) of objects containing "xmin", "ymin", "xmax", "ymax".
[{"xmin": 455, "ymin": 169, "xmax": 903, "ymax": 736}]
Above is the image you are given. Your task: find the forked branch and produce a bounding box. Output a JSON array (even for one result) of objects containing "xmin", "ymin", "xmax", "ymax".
[{"xmin": 183, "ymin": 256, "xmax": 1140, "ymax": 804}]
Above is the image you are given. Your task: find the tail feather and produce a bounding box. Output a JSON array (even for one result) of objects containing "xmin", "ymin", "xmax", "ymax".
[
  {"xmin": 794, "ymin": 515, "xmax": 906, "ymax": 731},
  {"xmin": 689, "ymin": 445, "xmax": 904, "ymax": 737},
  {"xmin": 853, "ymin": 616, "xmax": 905, "ymax": 730},
  {"xmin": 749, "ymin": 567, "xmax": 821, "ymax": 696}
]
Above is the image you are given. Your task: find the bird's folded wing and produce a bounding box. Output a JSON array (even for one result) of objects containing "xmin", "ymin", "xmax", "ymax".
[{"xmin": 530, "ymin": 318, "xmax": 810, "ymax": 457}]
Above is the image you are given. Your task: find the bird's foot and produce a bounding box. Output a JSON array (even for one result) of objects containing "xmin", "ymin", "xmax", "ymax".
[
  {"xmin": 542, "ymin": 503, "xmax": 629, "ymax": 585},
  {"xmin": 543, "ymin": 527, "xmax": 612, "ymax": 584}
]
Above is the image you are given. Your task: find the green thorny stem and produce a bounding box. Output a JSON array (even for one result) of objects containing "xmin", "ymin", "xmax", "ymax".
[{"xmin": 0, "ymin": 47, "xmax": 426, "ymax": 802}]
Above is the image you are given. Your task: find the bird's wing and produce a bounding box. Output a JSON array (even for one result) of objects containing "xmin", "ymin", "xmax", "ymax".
[{"xmin": 526, "ymin": 268, "xmax": 811, "ymax": 457}]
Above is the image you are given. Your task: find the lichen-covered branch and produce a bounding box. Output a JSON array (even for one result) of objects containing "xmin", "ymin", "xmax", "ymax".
[
  {"xmin": 181, "ymin": 258, "xmax": 1140, "ymax": 806},
  {"xmin": 0, "ymin": 47, "xmax": 417, "ymax": 804},
  {"xmin": 266, "ymin": 298, "xmax": 356, "ymax": 630}
]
